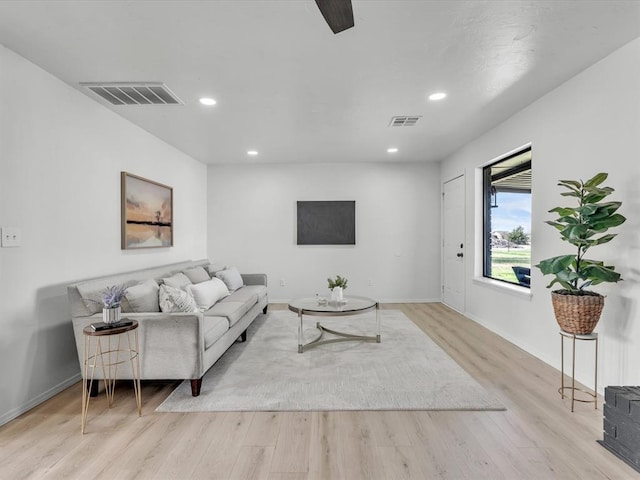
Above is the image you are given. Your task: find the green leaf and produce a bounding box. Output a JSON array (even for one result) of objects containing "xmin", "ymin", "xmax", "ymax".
[
  {"xmin": 558, "ymin": 180, "xmax": 582, "ymax": 189},
  {"xmin": 560, "ymin": 191, "xmax": 581, "ymax": 198},
  {"xmin": 590, "ymin": 214, "xmax": 626, "ymax": 231},
  {"xmin": 589, "ymin": 234, "xmax": 617, "ymax": 246},
  {"xmin": 549, "ymin": 207, "xmax": 577, "ymax": 217},
  {"xmin": 580, "ymin": 259, "xmax": 605, "ymax": 267},
  {"xmin": 556, "ymin": 269, "xmax": 580, "ymax": 283},
  {"xmin": 557, "ymin": 216, "xmax": 578, "ymax": 225},
  {"xmin": 584, "ymin": 172, "xmax": 608, "ymax": 188},
  {"xmin": 536, "ymin": 255, "xmax": 574, "ymax": 275},
  {"xmin": 559, "ymin": 224, "xmax": 589, "ymax": 241},
  {"xmin": 598, "ymin": 201, "xmax": 622, "ymax": 213},
  {"xmin": 581, "ymin": 264, "xmax": 622, "ymax": 283},
  {"xmin": 576, "ymin": 205, "xmax": 598, "ymax": 217},
  {"xmin": 586, "ymin": 202, "xmax": 622, "ymax": 221},
  {"xmin": 545, "ymin": 220, "xmax": 566, "ymax": 231}
]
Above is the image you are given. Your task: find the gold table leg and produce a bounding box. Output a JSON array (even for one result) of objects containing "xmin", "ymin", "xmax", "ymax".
[{"xmin": 558, "ymin": 331, "xmax": 598, "ymax": 412}]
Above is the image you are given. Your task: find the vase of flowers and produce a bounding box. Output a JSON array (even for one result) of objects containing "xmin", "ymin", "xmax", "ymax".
[{"xmin": 101, "ymin": 285, "xmax": 127, "ymax": 324}]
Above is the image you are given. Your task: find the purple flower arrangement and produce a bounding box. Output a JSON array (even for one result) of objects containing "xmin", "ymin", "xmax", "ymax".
[{"xmin": 102, "ymin": 285, "xmax": 128, "ymax": 309}]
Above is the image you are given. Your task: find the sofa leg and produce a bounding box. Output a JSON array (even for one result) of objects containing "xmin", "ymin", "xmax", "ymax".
[
  {"xmin": 191, "ymin": 378, "xmax": 202, "ymax": 397},
  {"xmin": 263, "ymin": 305, "xmax": 268, "ymax": 314},
  {"xmin": 239, "ymin": 329, "xmax": 247, "ymax": 342},
  {"xmin": 88, "ymin": 380, "xmax": 99, "ymax": 397}
]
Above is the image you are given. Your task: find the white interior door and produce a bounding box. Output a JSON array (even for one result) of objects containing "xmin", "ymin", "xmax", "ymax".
[{"xmin": 442, "ymin": 175, "xmax": 465, "ymax": 312}]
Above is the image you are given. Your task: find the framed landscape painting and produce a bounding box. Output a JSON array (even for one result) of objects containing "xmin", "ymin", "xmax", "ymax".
[{"xmin": 121, "ymin": 172, "xmax": 173, "ymax": 249}]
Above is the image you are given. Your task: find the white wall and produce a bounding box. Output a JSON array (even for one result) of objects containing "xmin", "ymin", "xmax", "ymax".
[
  {"xmin": 207, "ymin": 162, "xmax": 441, "ymax": 303},
  {"xmin": 440, "ymin": 38, "xmax": 640, "ymax": 391},
  {"xmin": 0, "ymin": 45, "xmax": 208, "ymax": 424}
]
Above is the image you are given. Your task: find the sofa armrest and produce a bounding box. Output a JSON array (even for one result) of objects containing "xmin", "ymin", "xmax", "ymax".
[
  {"xmin": 72, "ymin": 312, "xmax": 206, "ymax": 379},
  {"xmin": 241, "ymin": 273, "xmax": 267, "ymax": 287}
]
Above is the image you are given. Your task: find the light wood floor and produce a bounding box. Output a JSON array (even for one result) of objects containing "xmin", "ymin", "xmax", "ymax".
[{"xmin": 0, "ymin": 303, "xmax": 636, "ymax": 479}]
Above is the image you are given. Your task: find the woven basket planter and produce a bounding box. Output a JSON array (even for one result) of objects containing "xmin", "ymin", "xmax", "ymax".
[{"xmin": 551, "ymin": 290, "xmax": 604, "ymax": 334}]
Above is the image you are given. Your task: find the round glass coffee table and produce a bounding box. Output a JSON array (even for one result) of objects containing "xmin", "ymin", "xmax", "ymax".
[{"xmin": 288, "ymin": 296, "xmax": 380, "ymax": 353}]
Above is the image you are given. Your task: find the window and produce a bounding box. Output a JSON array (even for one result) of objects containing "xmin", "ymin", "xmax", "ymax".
[{"xmin": 483, "ymin": 147, "xmax": 532, "ymax": 287}]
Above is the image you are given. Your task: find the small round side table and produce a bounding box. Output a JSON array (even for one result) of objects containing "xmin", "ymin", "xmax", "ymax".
[
  {"xmin": 81, "ymin": 319, "xmax": 142, "ymax": 434},
  {"xmin": 559, "ymin": 330, "xmax": 598, "ymax": 412}
]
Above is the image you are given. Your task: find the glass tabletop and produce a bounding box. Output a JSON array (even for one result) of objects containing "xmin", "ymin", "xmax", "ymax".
[{"xmin": 288, "ymin": 295, "xmax": 377, "ymax": 314}]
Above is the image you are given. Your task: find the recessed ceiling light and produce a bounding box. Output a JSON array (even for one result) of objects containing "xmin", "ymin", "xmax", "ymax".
[
  {"xmin": 387, "ymin": 148, "xmax": 399, "ymax": 153},
  {"xmin": 428, "ymin": 92, "xmax": 447, "ymax": 101},
  {"xmin": 247, "ymin": 150, "xmax": 258, "ymax": 156},
  {"xmin": 199, "ymin": 97, "xmax": 216, "ymax": 106}
]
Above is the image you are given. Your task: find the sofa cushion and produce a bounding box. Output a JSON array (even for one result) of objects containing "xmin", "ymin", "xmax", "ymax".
[
  {"xmin": 162, "ymin": 272, "xmax": 192, "ymax": 290},
  {"xmin": 158, "ymin": 284, "xmax": 199, "ymax": 313},
  {"xmin": 203, "ymin": 316, "xmax": 230, "ymax": 350},
  {"xmin": 122, "ymin": 279, "xmax": 160, "ymax": 313},
  {"xmin": 187, "ymin": 278, "xmax": 229, "ymax": 311},
  {"xmin": 182, "ymin": 266, "xmax": 210, "ymax": 284},
  {"xmin": 215, "ymin": 266, "xmax": 244, "ymax": 292},
  {"xmin": 204, "ymin": 301, "xmax": 250, "ymax": 327},
  {"xmin": 226, "ymin": 285, "xmax": 267, "ymax": 305}
]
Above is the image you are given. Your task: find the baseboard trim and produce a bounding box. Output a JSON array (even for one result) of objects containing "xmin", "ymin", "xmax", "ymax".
[
  {"xmin": 0, "ymin": 373, "xmax": 81, "ymax": 427},
  {"xmin": 461, "ymin": 311, "xmax": 610, "ymax": 395},
  {"xmin": 464, "ymin": 311, "xmax": 556, "ymax": 369}
]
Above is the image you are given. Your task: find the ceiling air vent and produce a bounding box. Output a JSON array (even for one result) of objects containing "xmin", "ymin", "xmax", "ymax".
[
  {"xmin": 389, "ymin": 116, "xmax": 422, "ymax": 127},
  {"xmin": 80, "ymin": 82, "xmax": 183, "ymax": 106}
]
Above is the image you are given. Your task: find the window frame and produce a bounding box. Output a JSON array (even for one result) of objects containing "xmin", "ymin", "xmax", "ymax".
[{"xmin": 482, "ymin": 146, "xmax": 532, "ymax": 288}]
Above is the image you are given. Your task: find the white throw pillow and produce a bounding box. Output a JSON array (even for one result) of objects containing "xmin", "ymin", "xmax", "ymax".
[
  {"xmin": 162, "ymin": 272, "xmax": 192, "ymax": 290},
  {"xmin": 187, "ymin": 278, "xmax": 230, "ymax": 311},
  {"xmin": 215, "ymin": 266, "xmax": 244, "ymax": 293},
  {"xmin": 159, "ymin": 284, "xmax": 199, "ymax": 313}
]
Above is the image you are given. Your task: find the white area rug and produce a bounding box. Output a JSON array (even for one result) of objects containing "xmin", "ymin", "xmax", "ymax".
[{"xmin": 156, "ymin": 310, "xmax": 505, "ymax": 412}]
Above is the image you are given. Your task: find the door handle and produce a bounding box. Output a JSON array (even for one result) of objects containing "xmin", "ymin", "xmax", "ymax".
[{"xmin": 456, "ymin": 252, "xmax": 464, "ymax": 258}]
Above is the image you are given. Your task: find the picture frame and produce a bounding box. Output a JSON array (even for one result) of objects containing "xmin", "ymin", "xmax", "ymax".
[
  {"xmin": 297, "ymin": 200, "xmax": 356, "ymax": 245},
  {"xmin": 121, "ymin": 172, "xmax": 173, "ymax": 249}
]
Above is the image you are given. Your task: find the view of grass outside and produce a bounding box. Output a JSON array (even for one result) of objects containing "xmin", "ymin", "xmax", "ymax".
[{"xmin": 490, "ymin": 246, "xmax": 531, "ymax": 283}]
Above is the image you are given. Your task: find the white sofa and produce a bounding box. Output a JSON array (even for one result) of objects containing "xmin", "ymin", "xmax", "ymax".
[{"xmin": 68, "ymin": 259, "xmax": 268, "ymax": 396}]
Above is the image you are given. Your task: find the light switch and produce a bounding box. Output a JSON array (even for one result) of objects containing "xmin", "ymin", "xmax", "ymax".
[{"xmin": 1, "ymin": 227, "xmax": 21, "ymax": 247}]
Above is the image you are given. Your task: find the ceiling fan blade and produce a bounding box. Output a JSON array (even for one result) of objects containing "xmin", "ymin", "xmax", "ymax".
[{"xmin": 315, "ymin": 0, "xmax": 354, "ymax": 34}]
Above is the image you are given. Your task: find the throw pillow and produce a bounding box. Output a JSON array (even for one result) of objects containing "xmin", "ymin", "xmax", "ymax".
[
  {"xmin": 215, "ymin": 266, "xmax": 244, "ymax": 292},
  {"xmin": 123, "ymin": 279, "xmax": 160, "ymax": 313},
  {"xmin": 207, "ymin": 263, "xmax": 227, "ymax": 276},
  {"xmin": 77, "ymin": 280, "xmax": 135, "ymax": 315},
  {"xmin": 182, "ymin": 266, "xmax": 211, "ymax": 284},
  {"xmin": 187, "ymin": 278, "xmax": 230, "ymax": 311},
  {"xmin": 159, "ymin": 284, "xmax": 199, "ymax": 313},
  {"xmin": 162, "ymin": 272, "xmax": 192, "ymax": 290}
]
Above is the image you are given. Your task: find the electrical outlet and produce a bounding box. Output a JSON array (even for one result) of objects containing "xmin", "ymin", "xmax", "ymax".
[
  {"xmin": 280, "ymin": 279, "xmax": 286, "ymax": 287},
  {"xmin": 1, "ymin": 227, "xmax": 21, "ymax": 247}
]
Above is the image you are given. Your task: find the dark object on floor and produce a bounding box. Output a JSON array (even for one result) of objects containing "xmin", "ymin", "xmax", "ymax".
[{"xmin": 598, "ymin": 386, "xmax": 640, "ymax": 473}]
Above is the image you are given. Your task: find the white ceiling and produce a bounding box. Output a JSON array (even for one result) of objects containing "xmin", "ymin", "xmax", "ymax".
[{"xmin": 1, "ymin": 1, "xmax": 639, "ymax": 165}]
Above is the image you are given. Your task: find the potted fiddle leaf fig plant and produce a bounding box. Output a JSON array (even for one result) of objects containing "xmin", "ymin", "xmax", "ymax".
[{"xmin": 535, "ymin": 172, "xmax": 626, "ymax": 334}]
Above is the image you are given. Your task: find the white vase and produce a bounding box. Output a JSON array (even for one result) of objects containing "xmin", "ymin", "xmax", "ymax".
[
  {"xmin": 102, "ymin": 306, "xmax": 121, "ymax": 324},
  {"xmin": 331, "ymin": 287, "xmax": 343, "ymax": 302}
]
